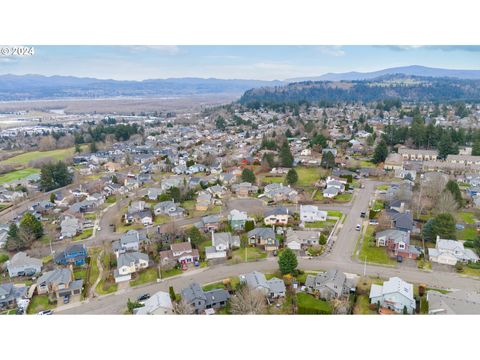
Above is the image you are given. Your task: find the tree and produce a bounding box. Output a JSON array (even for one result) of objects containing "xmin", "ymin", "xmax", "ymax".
[
  {"xmin": 445, "ymin": 180, "xmax": 463, "ymax": 207},
  {"xmin": 74, "ymin": 143, "xmax": 82, "ymax": 153},
  {"xmin": 169, "ymin": 286, "xmax": 176, "ymax": 302},
  {"xmin": 90, "ymin": 141, "xmax": 98, "ymax": 153},
  {"xmin": 437, "ymin": 133, "xmax": 458, "ymax": 159},
  {"xmin": 173, "ymin": 299, "xmax": 195, "ymax": 314},
  {"xmin": 166, "ymin": 186, "xmax": 181, "ymax": 203},
  {"xmin": 20, "ymin": 212, "xmax": 44, "ymax": 240},
  {"xmin": 279, "ymin": 142, "xmax": 294, "ymax": 167},
  {"xmin": 49, "ymin": 193, "xmax": 56, "ymax": 203},
  {"xmin": 473, "ymin": 139, "xmax": 480, "ymax": 156},
  {"xmin": 6, "ymin": 223, "xmax": 20, "ymax": 251},
  {"xmin": 278, "ymin": 247, "xmax": 298, "ymax": 275},
  {"xmin": 127, "ymin": 298, "xmax": 144, "ymax": 314},
  {"xmin": 435, "ymin": 191, "xmax": 458, "ymax": 215},
  {"xmin": 186, "ymin": 226, "xmax": 205, "ymax": 248},
  {"xmin": 285, "ymin": 168, "xmax": 298, "ymax": 185},
  {"xmin": 372, "ymin": 140, "xmax": 388, "ymax": 164},
  {"xmin": 40, "ymin": 161, "xmax": 74, "ymax": 192},
  {"xmin": 319, "ymin": 234, "xmax": 327, "ymax": 245},
  {"xmin": 244, "ymin": 220, "xmax": 255, "ymax": 232},
  {"xmin": 241, "ymin": 168, "xmax": 256, "ymax": 183},
  {"xmin": 321, "ymin": 151, "xmax": 335, "ymax": 169},
  {"xmin": 230, "ymin": 285, "xmax": 267, "ymax": 315},
  {"xmin": 215, "ymin": 116, "xmax": 226, "ymax": 130},
  {"xmin": 423, "ymin": 213, "xmax": 456, "ymax": 241},
  {"xmin": 310, "ymin": 134, "xmax": 328, "ymax": 149}
]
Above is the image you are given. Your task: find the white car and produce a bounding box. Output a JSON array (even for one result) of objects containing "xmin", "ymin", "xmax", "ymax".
[{"xmin": 355, "ymin": 224, "xmax": 361, "ymax": 231}]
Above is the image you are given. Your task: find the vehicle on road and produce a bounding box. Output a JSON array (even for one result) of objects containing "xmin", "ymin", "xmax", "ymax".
[
  {"xmin": 194, "ymin": 260, "xmax": 200, "ymax": 267},
  {"xmin": 97, "ymin": 227, "xmax": 101, "ymax": 231},
  {"xmin": 360, "ymin": 212, "xmax": 366, "ymax": 218},
  {"xmin": 38, "ymin": 310, "xmax": 53, "ymax": 315},
  {"xmin": 182, "ymin": 263, "xmax": 188, "ymax": 271},
  {"xmin": 273, "ymin": 250, "xmax": 278, "ymax": 256},
  {"xmin": 137, "ymin": 293, "xmax": 150, "ymax": 302},
  {"xmin": 63, "ymin": 296, "xmax": 70, "ymax": 304},
  {"xmin": 396, "ymin": 256, "xmax": 403, "ymax": 263},
  {"xmin": 355, "ymin": 224, "xmax": 361, "ymax": 231}
]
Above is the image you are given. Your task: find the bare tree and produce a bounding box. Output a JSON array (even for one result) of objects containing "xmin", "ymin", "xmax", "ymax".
[
  {"xmin": 376, "ymin": 211, "xmax": 392, "ymax": 232},
  {"xmin": 331, "ymin": 298, "xmax": 350, "ymax": 315},
  {"xmin": 423, "ymin": 173, "xmax": 447, "ymax": 204},
  {"xmin": 38, "ymin": 135, "xmax": 57, "ymax": 151},
  {"xmin": 230, "ymin": 286, "xmax": 267, "ymax": 315},
  {"xmin": 173, "ymin": 299, "xmax": 195, "ymax": 315},
  {"xmin": 57, "ymin": 134, "xmax": 75, "ymax": 149},
  {"xmin": 435, "ymin": 191, "xmax": 458, "ymax": 215}
]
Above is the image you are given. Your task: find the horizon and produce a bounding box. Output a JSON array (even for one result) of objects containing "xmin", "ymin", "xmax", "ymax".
[{"xmin": 2, "ymin": 46, "xmax": 480, "ymax": 81}]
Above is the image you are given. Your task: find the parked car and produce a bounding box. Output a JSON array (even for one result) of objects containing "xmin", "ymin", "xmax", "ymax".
[
  {"xmin": 396, "ymin": 256, "xmax": 403, "ymax": 263},
  {"xmin": 355, "ymin": 224, "xmax": 361, "ymax": 231},
  {"xmin": 38, "ymin": 310, "xmax": 53, "ymax": 315},
  {"xmin": 63, "ymin": 296, "xmax": 70, "ymax": 304},
  {"xmin": 137, "ymin": 293, "xmax": 150, "ymax": 302},
  {"xmin": 273, "ymin": 250, "xmax": 278, "ymax": 256},
  {"xmin": 194, "ymin": 261, "xmax": 200, "ymax": 267},
  {"xmin": 360, "ymin": 212, "xmax": 366, "ymax": 218}
]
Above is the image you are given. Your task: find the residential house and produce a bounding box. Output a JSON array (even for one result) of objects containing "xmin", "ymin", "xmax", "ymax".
[
  {"xmin": 112, "ymin": 230, "xmax": 146, "ymax": 256},
  {"xmin": 247, "ymin": 227, "xmax": 277, "ymax": 251},
  {"xmin": 206, "ymin": 232, "xmax": 240, "ymax": 260},
  {"xmin": 54, "ymin": 244, "xmax": 88, "ymax": 266},
  {"xmin": 369, "ymin": 277, "xmax": 416, "ymax": 314},
  {"xmin": 60, "ymin": 216, "xmax": 82, "ymax": 239},
  {"xmin": 133, "ymin": 291, "xmax": 174, "ymax": 315},
  {"xmin": 154, "ymin": 201, "xmax": 185, "ymax": 217},
  {"xmin": 196, "ymin": 192, "xmax": 212, "ymax": 211},
  {"xmin": 375, "ymin": 229, "xmax": 421, "ymax": 260},
  {"xmin": 228, "ymin": 209, "xmax": 253, "ymax": 231},
  {"xmin": 160, "ymin": 242, "xmax": 199, "ymax": 268},
  {"xmin": 114, "ymin": 251, "xmax": 150, "ymax": 283},
  {"xmin": 262, "ymin": 183, "xmax": 299, "ymax": 203},
  {"xmin": 285, "ymin": 228, "xmax": 320, "ymax": 251},
  {"xmin": 428, "ymin": 237, "xmax": 479, "ymax": 266},
  {"xmin": 427, "ymin": 290, "xmax": 480, "ymax": 315},
  {"xmin": 36, "ymin": 268, "xmax": 83, "ymax": 302},
  {"xmin": 300, "ymin": 205, "xmax": 327, "ymax": 223},
  {"xmin": 305, "ymin": 269, "xmax": 356, "ymax": 300},
  {"xmin": 264, "ymin": 206, "xmax": 290, "ymax": 226},
  {"xmin": 6, "ymin": 252, "xmax": 42, "ymax": 277},
  {"xmin": 181, "ymin": 282, "xmax": 230, "ymax": 314},
  {"xmin": 0, "ymin": 283, "xmax": 27, "ymax": 310},
  {"xmin": 384, "ymin": 153, "xmax": 404, "ymax": 170},
  {"xmin": 196, "ymin": 215, "xmax": 222, "ymax": 232},
  {"xmin": 398, "ymin": 148, "xmax": 438, "ymax": 161},
  {"xmin": 231, "ymin": 182, "xmax": 258, "ymax": 198},
  {"xmin": 147, "ymin": 188, "xmax": 163, "ymax": 201},
  {"xmin": 239, "ymin": 271, "xmax": 286, "ymax": 298}
]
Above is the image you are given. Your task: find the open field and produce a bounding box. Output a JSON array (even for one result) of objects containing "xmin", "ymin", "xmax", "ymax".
[
  {"xmin": 0, "ymin": 168, "xmax": 40, "ymax": 184},
  {"xmin": 0, "ymin": 147, "xmax": 76, "ymax": 166},
  {"xmin": 458, "ymin": 212, "xmax": 476, "ymax": 225},
  {"xmin": 296, "ymin": 167, "xmax": 323, "ymax": 187}
]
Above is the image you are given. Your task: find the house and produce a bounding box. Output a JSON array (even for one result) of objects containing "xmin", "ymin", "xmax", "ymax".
[
  {"xmin": 104, "ymin": 162, "xmax": 122, "ymax": 172},
  {"xmin": 196, "ymin": 214, "xmax": 222, "ymax": 232},
  {"xmin": 231, "ymin": 182, "xmax": 258, "ymax": 197},
  {"xmin": 132, "ymin": 209, "xmax": 153, "ymax": 226},
  {"xmin": 154, "ymin": 201, "xmax": 185, "ymax": 217},
  {"xmin": 114, "ymin": 252, "xmax": 150, "ymax": 283},
  {"xmin": 262, "ymin": 183, "xmax": 299, "ymax": 203},
  {"xmin": 247, "ymin": 227, "xmax": 277, "ymax": 251},
  {"xmin": 160, "ymin": 242, "xmax": 199, "ymax": 267},
  {"xmin": 195, "ymin": 192, "xmax": 212, "ymax": 211},
  {"xmin": 228, "ymin": 209, "xmax": 253, "ymax": 231},
  {"xmin": 6, "ymin": 252, "xmax": 42, "ymax": 277},
  {"xmin": 305, "ymin": 269, "xmax": 356, "ymax": 300},
  {"xmin": 60, "ymin": 216, "xmax": 82, "ymax": 238},
  {"xmin": 207, "ymin": 185, "xmax": 226, "ymax": 199},
  {"xmin": 369, "ymin": 277, "xmax": 416, "ymax": 314},
  {"xmin": 384, "ymin": 153, "xmax": 404, "ymax": 170},
  {"xmin": 239, "ymin": 271, "xmax": 286, "ymax": 298},
  {"xmin": 112, "ymin": 230, "xmax": 146, "ymax": 256},
  {"xmin": 300, "ymin": 205, "xmax": 327, "ymax": 223},
  {"xmin": 387, "ymin": 211, "xmax": 414, "ymax": 233},
  {"xmin": 133, "ymin": 291, "xmax": 174, "ymax": 315},
  {"xmin": 147, "ymin": 188, "xmax": 163, "ymax": 201},
  {"xmin": 375, "ymin": 229, "xmax": 421, "ymax": 260},
  {"xmin": 0, "ymin": 283, "xmax": 27, "ymax": 310},
  {"xmin": 54, "ymin": 244, "xmax": 88, "ymax": 266},
  {"xmin": 206, "ymin": 232, "xmax": 241, "ymax": 260},
  {"xmin": 323, "ymin": 187, "xmax": 340, "ymax": 199},
  {"xmin": 285, "ymin": 228, "xmax": 320, "ymax": 251},
  {"xmin": 264, "ymin": 206, "xmax": 290, "ymax": 226},
  {"xmin": 427, "ymin": 290, "xmax": 480, "ymax": 315},
  {"xmin": 428, "ymin": 237, "xmax": 479, "ymax": 266},
  {"xmin": 398, "ymin": 148, "xmax": 438, "ymax": 161},
  {"xmin": 181, "ymin": 282, "xmax": 230, "ymax": 314},
  {"xmin": 36, "ymin": 268, "xmax": 83, "ymax": 302}
]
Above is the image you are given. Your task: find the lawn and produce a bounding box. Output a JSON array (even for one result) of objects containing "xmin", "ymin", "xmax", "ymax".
[
  {"xmin": 353, "ymin": 295, "xmax": 376, "ymax": 314},
  {"xmin": 372, "ymin": 200, "xmax": 384, "ymax": 211},
  {"xmin": 456, "ymin": 227, "xmax": 477, "ymax": 241},
  {"xmin": 116, "ymin": 222, "xmax": 144, "ymax": 233},
  {"xmin": 160, "ymin": 267, "xmax": 182, "ymax": 278},
  {"xmin": 0, "ymin": 168, "xmax": 40, "ymax": 184},
  {"xmin": 73, "ymin": 228, "xmax": 93, "ymax": 241},
  {"xmin": 73, "ymin": 268, "xmax": 87, "ymax": 282},
  {"xmin": 296, "ymin": 292, "xmax": 332, "ymax": 314},
  {"xmin": 154, "ymin": 215, "xmax": 170, "ymax": 225},
  {"xmin": 96, "ymin": 278, "xmax": 118, "ymax": 295},
  {"xmin": 358, "ymin": 226, "xmax": 396, "ymax": 265},
  {"xmin": 261, "ymin": 176, "xmax": 285, "ymax": 184},
  {"xmin": 202, "ymin": 281, "xmax": 226, "ymax": 292},
  {"xmin": 305, "ymin": 219, "xmax": 337, "ymax": 229},
  {"xmin": 130, "ymin": 267, "xmax": 159, "ymax": 287},
  {"xmin": 334, "ymin": 193, "xmax": 353, "ymax": 202},
  {"xmin": 27, "ymin": 295, "xmax": 55, "ymax": 314},
  {"xmin": 358, "ymin": 160, "xmax": 376, "ymax": 168},
  {"xmin": 458, "ymin": 212, "xmax": 476, "ymax": 225},
  {"xmin": 84, "ymin": 213, "xmax": 96, "ymax": 221},
  {"xmin": 198, "ymin": 239, "xmax": 212, "ymax": 256},
  {"xmin": 0, "ymin": 253, "xmax": 9, "ymax": 264},
  {"xmin": 313, "ymin": 190, "xmax": 324, "ymax": 201},
  {"xmin": 327, "ymin": 210, "xmax": 342, "ymax": 218},
  {"xmin": 105, "ymin": 195, "xmax": 117, "ymax": 204},
  {"xmin": 0, "ymin": 147, "xmax": 78, "ymax": 166},
  {"xmin": 230, "ymin": 246, "xmax": 267, "ymax": 263},
  {"xmin": 376, "ymin": 184, "xmax": 390, "ymax": 191},
  {"xmin": 296, "ymin": 167, "xmax": 322, "ymax": 187}
]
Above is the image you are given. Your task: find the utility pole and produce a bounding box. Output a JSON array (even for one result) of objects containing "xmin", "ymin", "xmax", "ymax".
[{"xmin": 363, "ymin": 256, "xmax": 367, "ymax": 276}]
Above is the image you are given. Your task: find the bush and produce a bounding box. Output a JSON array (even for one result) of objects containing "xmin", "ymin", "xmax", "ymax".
[
  {"xmin": 455, "ymin": 262, "xmax": 464, "ymax": 272},
  {"xmin": 467, "ymin": 262, "xmax": 480, "ymax": 269},
  {"xmin": 464, "ymin": 240, "xmax": 474, "ymax": 248},
  {"xmin": 0, "ymin": 253, "xmax": 9, "ymax": 264}
]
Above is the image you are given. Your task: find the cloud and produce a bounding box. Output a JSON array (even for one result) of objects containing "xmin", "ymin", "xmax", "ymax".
[
  {"xmin": 317, "ymin": 45, "xmax": 346, "ymax": 57},
  {"xmin": 379, "ymin": 45, "xmax": 480, "ymax": 52},
  {"xmin": 127, "ymin": 45, "xmax": 181, "ymax": 55}
]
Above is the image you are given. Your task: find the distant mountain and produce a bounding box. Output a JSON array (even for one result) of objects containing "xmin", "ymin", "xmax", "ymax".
[
  {"xmin": 287, "ymin": 65, "xmax": 480, "ymax": 82},
  {"xmin": 239, "ymin": 75, "xmax": 480, "ymax": 105},
  {"xmin": 0, "ymin": 74, "xmax": 285, "ymax": 101}
]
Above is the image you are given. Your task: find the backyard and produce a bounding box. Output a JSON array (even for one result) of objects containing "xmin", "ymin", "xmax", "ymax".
[
  {"xmin": 296, "ymin": 292, "xmax": 333, "ymax": 314},
  {"xmin": 456, "ymin": 227, "xmax": 477, "ymax": 241},
  {"xmin": 73, "ymin": 228, "xmax": 93, "ymax": 241},
  {"xmin": 458, "ymin": 212, "xmax": 476, "ymax": 225},
  {"xmin": 296, "ymin": 166, "xmax": 323, "ymax": 187}
]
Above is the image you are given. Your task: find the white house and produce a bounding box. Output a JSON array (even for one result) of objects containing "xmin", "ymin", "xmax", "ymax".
[
  {"xmin": 285, "ymin": 228, "xmax": 320, "ymax": 251},
  {"xmin": 300, "ymin": 205, "xmax": 327, "ymax": 223},
  {"xmin": 133, "ymin": 291, "xmax": 174, "ymax": 315},
  {"xmin": 206, "ymin": 232, "xmax": 240, "ymax": 260},
  {"xmin": 264, "ymin": 207, "xmax": 290, "ymax": 226},
  {"xmin": 114, "ymin": 252, "xmax": 149, "ymax": 283},
  {"xmin": 369, "ymin": 277, "xmax": 416, "ymax": 314},
  {"xmin": 428, "ymin": 236, "xmax": 479, "ymax": 266}
]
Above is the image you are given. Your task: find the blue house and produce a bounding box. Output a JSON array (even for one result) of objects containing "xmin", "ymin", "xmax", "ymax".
[{"xmin": 54, "ymin": 244, "xmax": 88, "ymax": 266}]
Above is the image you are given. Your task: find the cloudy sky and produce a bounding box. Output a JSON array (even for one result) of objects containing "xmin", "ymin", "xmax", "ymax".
[{"xmin": 2, "ymin": 45, "xmax": 480, "ymax": 81}]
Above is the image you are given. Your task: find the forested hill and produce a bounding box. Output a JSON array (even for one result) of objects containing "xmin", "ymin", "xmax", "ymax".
[{"xmin": 238, "ymin": 75, "xmax": 480, "ymax": 106}]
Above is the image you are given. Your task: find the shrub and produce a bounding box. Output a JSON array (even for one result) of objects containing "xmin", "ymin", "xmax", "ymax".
[
  {"xmin": 455, "ymin": 262, "xmax": 464, "ymax": 272},
  {"xmin": 0, "ymin": 253, "xmax": 9, "ymax": 264}
]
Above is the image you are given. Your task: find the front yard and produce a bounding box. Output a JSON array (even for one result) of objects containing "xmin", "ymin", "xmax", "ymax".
[
  {"xmin": 456, "ymin": 227, "xmax": 477, "ymax": 241},
  {"xmin": 358, "ymin": 226, "xmax": 396, "ymax": 265},
  {"xmin": 230, "ymin": 246, "xmax": 267, "ymax": 263},
  {"xmin": 458, "ymin": 212, "xmax": 476, "ymax": 225},
  {"xmin": 296, "ymin": 292, "xmax": 333, "ymax": 314},
  {"xmin": 130, "ymin": 267, "xmax": 159, "ymax": 287},
  {"xmin": 160, "ymin": 267, "xmax": 183, "ymax": 279},
  {"xmin": 305, "ymin": 219, "xmax": 337, "ymax": 229},
  {"xmin": 73, "ymin": 228, "xmax": 93, "ymax": 241},
  {"xmin": 27, "ymin": 295, "xmax": 56, "ymax": 314}
]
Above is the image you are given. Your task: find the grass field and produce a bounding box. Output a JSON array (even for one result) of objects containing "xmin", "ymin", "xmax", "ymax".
[
  {"xmin": 376, "ymin": 184, "xmax": 390, "ymax": 191},
  {"xmin": 73, "ymin": 228, "xmax": 93, "ymax": 241},
  {"xmin": 296, "ymin": 167, "xmax": 322, "ymax": 187},
  {"xmin": 358, "ymin": 160, "xmax": 376, "ymax": 168},
  {"xmin": 160, "ymin": 267, "xmax": 182, "ymax": 278},
  {"xmin": 261, "ymin": 176, "xmax": 285, "ymax": 184},
  {"xmin": 353, "ymin": 295, "xmax": 376, "ymax": 314},
  {"xmin": 458, "ymin": 212, "xmax": 476, "ymax": 225},
  {"xmin": 130, "ymin": 267, "xmax": 158, "ymax": 287},
  {"xmin": 230, "ymin": 246, "xmax": 267, "ymax": 263},
  {"xmin": 358, "ymin": 226, "xmax": 395, "ymax": 265},
  {"xmin": 334, "ymin": 193, "xmax": 353, "ymax": 202},
  {"xmin": 456, "ymin": 227, "xmax": 477, "ymax": 241},
  {"xmin": 27, "ymin": 295, "xmax": 55, "ymax": 314},
  {"xmin": 327, "ymin": 210, "xmax": 343, "ymax": 218},
  {"xmin": 305, "ymin": 219, "xmax": 337, "ymax": 229},
  {"xmin": 0, "ymin": 168, "xmax": 40, "ymax": 184},
  {"xmin": 0, "ymin": 147, "xmax": 77, "ymax": 166}
]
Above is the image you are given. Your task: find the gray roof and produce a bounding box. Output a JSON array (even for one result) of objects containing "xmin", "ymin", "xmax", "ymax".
[
  {"xmin": 117, "ymin": 252, "xmax": 149, "ymax": 268},
  {"xmin": 37, "ymin": 268, "xmax": 72, "ymax": 287},
  {"xmin": 248, "ymin": 227, "xmax": 275, "ymax": 239},
  {"xmin": 265, "ymin": 206, "xmax": 289, "ymax": 217},
  {"xmin": 7, "ymin": 252, "xmax": 42, "ymax": 270},
  {"xmin": 427, "ymin": 290, "xmax": 480, "ymax": 315},
  {"xmin": 133, "ymin": 291, "xmax": 173, "ymax": 315},
  {"xmin": 181, "ymin": 282, "xmax": 207, "ymax": 303}
]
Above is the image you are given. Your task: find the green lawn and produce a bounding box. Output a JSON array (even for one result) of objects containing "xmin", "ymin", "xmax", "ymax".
[
  {"xmin": 261, "ymin": 176, "xmax": 285, "ymax": 184},
  {"xmin": 116, "ymin": 222, "xmax": 144, "ymax": 233},
  {"xmin": 202, "ymin": 281, "xmax": 226, "ymax": 291},
  {"xmin": 353, "ymin": 295, "xmax": 376, "ymax": 314},
  {"xmin": 0, "ymin": 168, "xmax": 40, "ymax": 184},
  {"xmin": 73, "ymin": 268, "xmax": 87, "ymax": 282},
  {"xmin": 358, "ymin": 226, "xmax": 395, "ymax": 265},
  {"xmin": 313, "ymin": 190, "xmax": 324, "ymax": 201},
  {"xmin": 456, "ymin": 227, "xmax": 477, "ymax": 241},
  {"xmin": 305, "ymin": 219, "xmax": 337, "ymax": 229},
  {"xmin": 376, "ymin": 184, "xmax": 390, "ymax": 191},
  {"xmin": 296, "ymin": 292, "xmax": 333, "ymax": 314},
  {"xmin": 84, "ymin": 213, "xmax": 96, "ymax": 221},
  {"xmin": 105, "ymin": 195, "xmax": 117, "ymax": 204},
  {"xmin": 96, "ymin": 278, "xmax": 118, "ymax": 295},
  {"xmin": 73, "ymin": 228, "xmax": 93, "ymax": 241},
  {"xmin": 0, "ymin": 147, "xmax": 78, "ymax": 166},
  {"xmin": 95, "ymin": 250, "xmax": 118, "ymax": 295},
  {"xmin": 130, "ymin": 267, "xmax": 159, "ymax": 287},
  {"xmin": 154, "ymin": 215, "xmax": 170, "ymax": 225},
  {"xmin": 230, "ymin": 246, "xmax": 267, "ymax": 263},
  {"xmin": 0, "ymin": 253, "xmax": 9, "ymax": 264},
  {"xmin": 198, "ymin": 239, "xmax": 212, "ymax": 256},
  {"xmin": 296, "ymin": 167, "xmax": 322, "ymax": 187},
  {"xmin": 372, "ymin": 200, "xmax": 384, "ymax": 211},
  {"xmin": 27, "ymin": 295, "xmax": 55, "ymax": 314},
  {"xmin": 334, "ymin": 193, "xmax": 353, "ymax": 202},
  {"xmin": 160, "ymin": 267, "xmax": 183, "ymax": 279},
  {"xmin": 327, "ymin": 210, "xmax": 342, "ymax": 218},
  {"xmin": 359, "ymin": 160, "xmax": 376, "ymax": 168},
  {"xmin": 458, "ymin": 212, "xmax": 476, "ymax": 225}
]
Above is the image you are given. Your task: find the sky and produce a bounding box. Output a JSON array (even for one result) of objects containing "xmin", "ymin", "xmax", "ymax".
[{"xmin": 1, "ymin": 45, "xmax": 480, "ymax": 81}]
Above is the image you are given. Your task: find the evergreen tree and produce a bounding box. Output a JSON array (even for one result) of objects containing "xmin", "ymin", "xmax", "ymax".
[
  {"xmin": 279, "ymin": 142, "xmax": 294, "ymax": 167},
  {"xmin": 285, "ymin": 168, "xmax": 298, "ymax": 185},
  {"xmin": 472, "ymin": 139, "xmax": 480, "ymax": 156},
  {"xmin": 90, "ymin": 141, "xmax": 98, "ymax": 153},
  {"xmin": 373, "ymin": 140, "xmax": 388, "ymax": 164},
  {"xmin": 321, "ymin": 151, "xmax": 335, "ymax": 169},
  {"xmin": 278, "ymin": 248, "xmax": 298, "ymax": 275},
  {"xmin": 445, "ymin": 180, "xmax": 463, "ymax": 207},
  {"xmin": 423, "ymin": 213, "xmax": 456, "ymax": 241},
  {"xmin": 40, "ymin": 161, "xmax": 74, "ymax": 192},
  {"xmin": 241, "ymin": 168, "xmax": 256, "ymax": 183}
]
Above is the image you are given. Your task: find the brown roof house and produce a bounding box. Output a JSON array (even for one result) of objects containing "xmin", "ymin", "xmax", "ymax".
[{"xmin": 160, "ymin": 241, "xmax": 199, "ymax": 269}]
